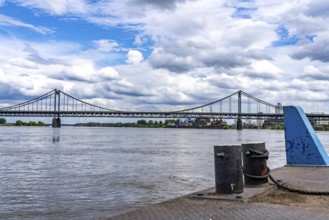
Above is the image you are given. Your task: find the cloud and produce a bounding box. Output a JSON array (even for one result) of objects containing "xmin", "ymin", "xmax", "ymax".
[
  {"xmin": 3, "ymin": 0, "xmax": 329, "ymax": 113},
  {"xmin": 149, "ymin": 48, "xmax": 198, "ymax": 73},
  {"xmin": 58, "ymin": 65, "xmax": 94, "ymax": 82},
  {"xmin": 0, "ymin": 82, "xmax": 28, "ymax": 100},
  {"xmin": 291, "ymin": 35, "xmax": 329, "ymax": 62},
  {"xmin": 302, "ymin": 65, "xmax": 329, "ymax": 80},
  {"xmin": 0, "ymin": 14, "xmax": 52, "ymax": 35},
  {"xmin": 13, "ymin": 0, "xmax": 90, "ymax": 15},
  {"xmin": 304, "ymin": 0, "xmax": 329, "ymax": 18},
  {"xmin": 129, "ymin": 0, "xmax": 187, "ymax": 10},
  {"xmin": 93, "ymin": 39, "xmax": 119, "ymax": 52},
  {"xmin": 241, "ymin": 60, "xmax": 282, "ymax": 79},
  {"xmin": 48, "ymin": 58, "xmax": 114, "ymax": 83},
  {"xmin": 149, "ymin": 43, "xmax": 273, "ymax": 73},
  {"xmin": 97, "ymin": 66, "xmax": 119, "ymax": 80},
  {"xmin": 128, "ymin": 1, "xmax": 278, "ymax": 74},
  {"xmin": 9, "ymin": 58, "xmax": 39, "ymax": 69},
  {"xmin": 126, "ymin": 49, "xmax": 143, "ymax": 64}
]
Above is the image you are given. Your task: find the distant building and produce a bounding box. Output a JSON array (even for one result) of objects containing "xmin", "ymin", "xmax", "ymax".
[
  {"xmin": 166, "ymin": 122, "xmax": 176, "ymax": 127},
  {"xmin": 210, "ymin": 118, "xmax": 227, "ymax": 128},
  {"xmin": 262, "ymin": 117, "xmax": 284, "ymax": 128},
  {"xmin": 310, "ymin": 112, "xmax": 329, "ymax": 127},
  {"xmin": 276, "ymin": 103, "xmax": 283, "ymax": 114},
  {"xmin": 243, "ymin": 119, "xmax": 262, "ymax": 129},
  {"xmin": 256, "ymin": 112, "xmax": 264, "ymax": 129},
  {"xmin": 194, "ymin": 117, "xmax": 211, "ymax": 127}
]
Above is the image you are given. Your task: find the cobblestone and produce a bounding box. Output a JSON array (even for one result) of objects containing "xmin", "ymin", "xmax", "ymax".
[
  {"xmin": 105, "ymin": 167, "xmax": 329, "ymax": 220},
  {"xmin": 106, "ymin": 196, "xmax": 329, "ymax": 220}
]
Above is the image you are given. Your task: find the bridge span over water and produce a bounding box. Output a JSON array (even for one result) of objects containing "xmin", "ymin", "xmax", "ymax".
[{"xmin": 0, "ymin": 89, "xmax": 327, "ymax": 129}]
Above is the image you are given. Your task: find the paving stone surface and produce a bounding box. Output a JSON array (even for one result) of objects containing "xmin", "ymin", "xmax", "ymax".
[{"xmin": 105, "ymin": 167, "xmax": 329, "ymax": 220}]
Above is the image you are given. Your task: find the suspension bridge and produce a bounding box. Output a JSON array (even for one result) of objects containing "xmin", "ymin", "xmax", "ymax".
[{"xmin": 0, "ymin": 89, "xmax": 327, "ymax": 129}]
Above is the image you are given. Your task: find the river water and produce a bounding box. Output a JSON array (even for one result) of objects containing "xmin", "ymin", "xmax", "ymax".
[{"xmin": 0, "ymin": 127, "xmax": 328, "ymax": 219}]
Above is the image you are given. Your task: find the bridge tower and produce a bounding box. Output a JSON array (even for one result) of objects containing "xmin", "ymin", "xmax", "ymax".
[
  {"xmin": 52, "ymin": 89, "xmax": 61, "ymax": 128},
  {"xmin": 237, "ymin": 90, "xmax": 243, "ymax": 130}
]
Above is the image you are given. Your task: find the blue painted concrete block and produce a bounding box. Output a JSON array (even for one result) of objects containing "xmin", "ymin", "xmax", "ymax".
[{"xmin": 283, "ymin": 106, "xmax": 329, "ymax": 166}]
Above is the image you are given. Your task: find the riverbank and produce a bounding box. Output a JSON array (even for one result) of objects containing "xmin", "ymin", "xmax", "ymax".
[{"xmin": 106, "ymin": 166, "xmax": 329, "ymax": 220}]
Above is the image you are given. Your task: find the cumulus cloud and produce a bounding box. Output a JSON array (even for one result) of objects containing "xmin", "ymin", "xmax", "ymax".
[
  {"xmin": 302, "ymin": 65, "xmax": 329, "ymax": 80},
  {"xmin": 97, "ymin": 66, "xmax": 119, "ymax": 80},
  {"xmin": 291, "ymin": 36, "xmax": 329, "ymax": 62},
  {"xmin": 126, "ymin": 49, "xmax": 143, "ymax": 64},
  {"xmin": 93, "ymin": 39, "xmax": 119, "ymax": 52},
  {"xmin": 129, "ymin": 0, "xmax": 186, "ymax": 10},
  {"xmin": 134, "ymin": 1, "xmax": 277, "ymax": 74},
  {"xmin": 242, "ymin": 60, "xmax": 282, "ymax": 79},
  {"xmin": 58, "ymin": 62, "xmax": 95, "ymax": 82},
  {"xmin": 0, "ymin": 82, "xmax": 28, "ymax": 100},
  {"xmin": 304, "ymin": 0, "xmax": 329, "ymax": 18},
  {"xmin": 2, "ymin": 0, "xmax": 329, "ymax": 112},
  {"xmin": 149, "ymin": 48, "xmax": 198, "ymax": 73}
]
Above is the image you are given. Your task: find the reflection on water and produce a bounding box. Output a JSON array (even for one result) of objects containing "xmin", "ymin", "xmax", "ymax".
[
  {"xmin": 1, "ymin": 127, "xmax": 326, "ymax": 219},
  {"xmin": 52, "ymin": 136, "xmax": 60, "ymax": 143}
]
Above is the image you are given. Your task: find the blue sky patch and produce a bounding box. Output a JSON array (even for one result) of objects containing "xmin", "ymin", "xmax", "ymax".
[
  {"xmin": 232, "ymin": 7, "xmax": 256, "ymax": 19},
  {"xmin": 0, "ymin": 2, "xmax": 152, "ymax": 65},
  {"xmin": 306, "ymin": 35, "xmax": 317, "ymax": 42},
  {"xmin": 272, "ymin": 26, "xmax": 299, "ymax": 47}
]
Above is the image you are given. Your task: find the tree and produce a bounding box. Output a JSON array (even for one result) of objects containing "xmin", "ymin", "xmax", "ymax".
[
  {"xmin": 137, "ymin": 120, "xmax": 147, "ymax": 126},
  {"xmin": 15, "ymin": 120, "xmax": 24, "ymax": 126},
  {"xmin": 37, "ymin": 121, "xmax": 46, "ymax": 126},
  {"xmin": 27, "ymin": 121, "xmax": 37, "ymax": 126},
  {"xmin": 0, "ymin": 118, "xmax": 6, "ymax": 124}
]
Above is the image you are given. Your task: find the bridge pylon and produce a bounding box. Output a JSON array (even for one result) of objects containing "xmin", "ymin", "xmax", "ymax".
[
  {"xmin": 237, "ymin": 118, "xmax": 243, "ymax": 130},
  {"xmin": 52, "ymin": 117, "xmax": 61, "ymax": 128},
  {"xmin": 52, "ymin": 89, "xmax": 61, "ymax": 128},
  {"xmin": 237, "ymin": 90, "xmax": 243, "ymax": 130}
]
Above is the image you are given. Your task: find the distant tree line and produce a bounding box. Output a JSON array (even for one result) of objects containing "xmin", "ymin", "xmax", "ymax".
[
  {"xmin": 14, "ymin": 120, "xmax": 48, "ymax": 126},
  {"xmin": 314, "ymin": 125, "xmax": 329, "ymax": 131},
  {"xmin": 6, "ymin": 119, "xmax": 48, "ymax": 126},
  {"xmin": 0, "ymin": 118, "xmax": 48, "ymax": 126},
  {"xmin": 75, "ymin": 119, "xmax": 179, "ymax": 128}
]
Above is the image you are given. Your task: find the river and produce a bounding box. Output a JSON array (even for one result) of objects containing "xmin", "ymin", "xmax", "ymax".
[{"xmin": 1, "ymin": 127, "xmax": 328, "ymax": 219}]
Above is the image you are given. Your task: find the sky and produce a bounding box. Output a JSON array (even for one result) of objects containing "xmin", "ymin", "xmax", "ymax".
[{"xmin": 0, "ymin": 0, "xmax": 329, "ymax": 113}]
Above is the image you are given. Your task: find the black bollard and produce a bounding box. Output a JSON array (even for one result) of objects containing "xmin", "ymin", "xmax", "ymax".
[
  {"xmin": 242, "ymin": 142, "xmax": 269, "ymax": 185},
  {"xmin": 214, "ymin": 145, "xmax": 243, "ymax": 194}
]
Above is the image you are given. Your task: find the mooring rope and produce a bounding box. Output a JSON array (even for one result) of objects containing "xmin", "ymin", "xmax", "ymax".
[{"xmin": 244, "ymin": 149, "xmax": 329, "ymax": 196}]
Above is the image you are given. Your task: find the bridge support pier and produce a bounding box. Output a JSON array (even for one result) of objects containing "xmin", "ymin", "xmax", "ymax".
[
  {"xmin": 236, "ymin": 118, "xmax": 243, "ymax": 130},
  {"xmin": 52, "ymin": 117, "xmax": 61, "ymax": 128}
]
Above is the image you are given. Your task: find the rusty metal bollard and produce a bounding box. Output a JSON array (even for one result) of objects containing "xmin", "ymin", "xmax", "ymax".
[{"xmin": 242, "ymin": 142, "xmax": 269, "ymax": 185}]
